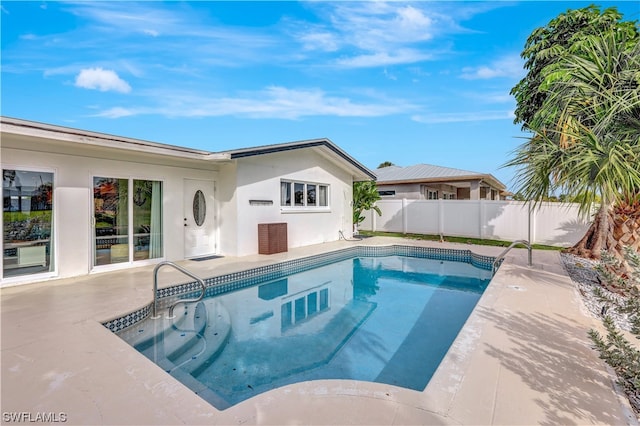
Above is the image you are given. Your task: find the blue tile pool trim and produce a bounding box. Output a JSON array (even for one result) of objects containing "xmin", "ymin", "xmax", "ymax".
[{"xmin": 103, "ymin": 245, "xmax": 495, "ymax": 333}]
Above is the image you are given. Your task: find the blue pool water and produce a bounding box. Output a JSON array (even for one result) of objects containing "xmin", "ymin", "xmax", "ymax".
[{"xmin": 117, "ymin": 252, "xmax": 492, "ymax": 410}]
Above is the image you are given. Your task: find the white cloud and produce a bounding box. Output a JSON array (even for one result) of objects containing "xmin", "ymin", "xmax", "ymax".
[
  {"xmin": 335, "ymin": 49, "xmax": 432, "ymax": 68},
  {"xmin": 290, "ymin": 2, "xmax": 459, "ymax": 69},
  {"xmin": 91, "ymin": 86, "xmax": 415, "ymax": 120},
  {"xmin": 394, "ymin": 5, "xmax": 434, "ymax": 39},
  {"xmin": 68, "ymin": 2, "xmax": 181, "ymax": 35},
  {"xmin": 75, "ymin": 68, "xmax": 131, "ymax": 93},
  {"xmin": 95, "ymin": 107, "xmax": 135, "ymax": 118},
  {"xmin": 326, "ymin": 2, "xmax": 441, "ymax": 50},
  {"xmin": 412, "ymin": 110, "xmax": 514, "ymax": 124},
  {"xmin": 299, "ymin": 31, "xmax": 339, "ymax": 52},
  {"xmin": 460, "ymin": 55, "xmax": 524, "ymax": 80}
]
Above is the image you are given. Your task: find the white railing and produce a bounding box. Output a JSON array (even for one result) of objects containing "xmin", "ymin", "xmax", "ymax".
[
  {"xmin": 359, "ymin": 200, "xmax": 593, "ymax": 247},
  {"xmin": 492, "ymin": 240, "xmax": 532, "ymax": 275},
  {"xmin": 152, "ymin": 261, "xmax": 206, "ymax": 320}
]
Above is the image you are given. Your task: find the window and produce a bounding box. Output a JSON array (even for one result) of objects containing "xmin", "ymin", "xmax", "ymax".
[
  {"xmin": 378, "ymin": 190, "xmax": 396, "ymax": 197},
  {"xmin": 294, "ymin": 183, "xmax": 304, "ymax": 207},
  {"xmin": 443, "ymin": 192, "xmax": 456, "ymax": 200},
  {"xmin": 318, "ymin": 185, "xmax": 328, "ymax": 206},
  {"xmin": 93, "ymin": 177, "xmax": 162, "ymax": 266},
  {"xmin": 280, "ymin": 180, "xmax": 328, "ymax": 209},
  {"xmin": 420, "ymin": 186, "xmax": 439, "ymax": 200},
  {"xmin": 192, "ymin": 190, "xmax": 206, "ymax": 226},
  {"xmin": 3, "ymin": 169, "xmax": 54, "ymax": 278},
  {"xmin": 307, "ymin": 184, "xmax": 316, "ymax": 206},
  {"xmin": 280, "ymin": 182, "xmax": 291, "ymax": 206}
]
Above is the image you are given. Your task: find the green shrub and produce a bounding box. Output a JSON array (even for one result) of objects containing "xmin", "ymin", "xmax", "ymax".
[{"xmin": 589, "ymin": 246, "xmax": 640, "ymax": 414}]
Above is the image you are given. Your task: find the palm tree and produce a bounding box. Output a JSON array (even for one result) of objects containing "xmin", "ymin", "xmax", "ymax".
[{"xmin": 506, "ymin": 29, "xmax": 640, "ymax": 260}]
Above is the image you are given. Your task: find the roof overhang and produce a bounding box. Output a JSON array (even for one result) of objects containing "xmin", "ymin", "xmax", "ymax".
[
  {"xmin": 0, "ymin": 117, "xmax": 230, "ymax": 162},
  {"xmin": 222, "ymin": 139, "xmax": 376, "ymax": 181},
  {"xmin": 377, "ymin": 174, "xmax": 506, "ymax": 190},
  {"xmin": 1, "ymin": 118, "xmax": 374, "ymax": 182}
]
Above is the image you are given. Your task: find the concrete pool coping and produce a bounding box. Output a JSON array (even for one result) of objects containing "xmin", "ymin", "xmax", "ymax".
[{"xmin": 1, "ymin": 236, "xmax": 637, "ymax": 425}]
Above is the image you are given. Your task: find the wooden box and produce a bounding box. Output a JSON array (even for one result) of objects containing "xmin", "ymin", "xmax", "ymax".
[{"xmin": 258, "ymin": 223, "xmax": 288, "ymax": 254}]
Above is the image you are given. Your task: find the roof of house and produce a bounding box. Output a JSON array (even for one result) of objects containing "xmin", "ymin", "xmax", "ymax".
[
  {"xmin": 221, "ymin": 139, "xmax": 375, "ymax": 181},
  {"xmin": 0, "ymin": 116, "xmax": 225, "ymax": 161},
  {"xmin": 375, "ymin": 163, "xmax": 506, "ymax": 190},
  {"xmin": 1, "ymin": 116, "xmax": 375, "ymax": 181}
]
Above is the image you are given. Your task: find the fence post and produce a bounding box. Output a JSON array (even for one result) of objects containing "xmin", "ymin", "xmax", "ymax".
[
  {"xmin": 527, "ymin": 201, "xmax": 531, "ymax": 244},
  {"xmin": 438, "ymin": 198, "xmax": 444, "ymax": 238},
  {"xmin": 479, "ymin": 199, "xmax": 485, "ymax": 239},
  {"xmin": 402, "ymin": 198, "xmax": 408, "ymax": 234},
  {"xmin": 372, "ymin": 204, "xmax": 377, "ymax": 232},
  {"xmin": 529, "ymin": 201, "xmax": 537, "ymax": 245}
]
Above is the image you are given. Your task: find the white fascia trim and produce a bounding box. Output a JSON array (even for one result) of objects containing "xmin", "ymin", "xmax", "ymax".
[{"xmin": 1, "ymin": 119, "xmax": 231, "ymax": 162}]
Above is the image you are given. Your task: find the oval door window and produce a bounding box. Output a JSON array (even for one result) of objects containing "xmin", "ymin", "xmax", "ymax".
[{"xmin": 193, "ymin": 190, "xmax": 206, "ymax": 226}]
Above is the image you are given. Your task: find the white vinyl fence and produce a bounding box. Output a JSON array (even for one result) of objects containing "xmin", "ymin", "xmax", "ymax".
[{"xmin": 359, "ymin": 200, "xmax": 593, "ymax": 247}]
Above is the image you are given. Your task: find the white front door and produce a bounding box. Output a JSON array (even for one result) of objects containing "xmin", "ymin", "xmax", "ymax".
[{"xmin": 183, "ymin": 179, "xmax": 216, "ymax": 258}]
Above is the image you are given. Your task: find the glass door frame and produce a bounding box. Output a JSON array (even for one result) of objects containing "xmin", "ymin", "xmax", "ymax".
[
  {"xmin": 91, "ymin": 174, "xmax": 164, "ymax": 272},
  {"xmin": 1, "ymin": 165, "xmax": 57, "ymax": 285}
]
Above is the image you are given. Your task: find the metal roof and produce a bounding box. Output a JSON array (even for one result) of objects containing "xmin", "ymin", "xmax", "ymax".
[{"xmin": 375, "ymin": 163, "xmax": 506, "ymax": 190}]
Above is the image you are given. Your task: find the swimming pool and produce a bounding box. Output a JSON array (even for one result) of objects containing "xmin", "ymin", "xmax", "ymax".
[{"xmin": 112, "ymin": 246, "xmax": 494, "ymax": 410}]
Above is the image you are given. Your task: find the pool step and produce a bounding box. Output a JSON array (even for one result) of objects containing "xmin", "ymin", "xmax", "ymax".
[
  {"xmin": 118, "ymin": 305, "xmax": 190, "ymax": 350},
  {"xmin": 131, "ymin": 299, "xmax": 232, "ymax": 375}
]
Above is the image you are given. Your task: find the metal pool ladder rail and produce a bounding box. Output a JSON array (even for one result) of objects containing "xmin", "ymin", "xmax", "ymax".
[
  {"xmin": 152, "ymin": 261, "xmax": 206, "ymax": 319},
  {"xmin": 492, "ymin": 240, "xmax": 532, "ymax": 275}
]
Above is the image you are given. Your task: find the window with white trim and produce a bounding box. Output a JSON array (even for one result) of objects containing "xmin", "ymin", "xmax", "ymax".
[{"xmin": 280, "ymin": 180, "xmax": 328, "ymax": 208}]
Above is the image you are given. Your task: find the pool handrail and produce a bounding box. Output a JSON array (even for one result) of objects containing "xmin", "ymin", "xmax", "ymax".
[
  {"xmin": 152, "ymin": 261, "xmax": 206, "ymax": 319},
  {"xmin": 492, "ymin": 240, "xmax": 532, "ymax": 275}
]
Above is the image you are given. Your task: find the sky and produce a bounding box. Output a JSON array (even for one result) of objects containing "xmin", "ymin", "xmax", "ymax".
[{"xmin": 1, "ymin": 1, "xmax": 639, "ymax": 191}]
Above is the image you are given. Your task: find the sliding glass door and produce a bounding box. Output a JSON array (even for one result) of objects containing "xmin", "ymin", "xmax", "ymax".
[
  {"xmin": 93, "ymin": 177, "xmax": 128, "ymax": 266},
  {"xmin": 133, "ymin": 179, "xmax": 163, "ymax": 261},
  {"xmin": 93, "ymin": 177, "xmax": 162, "ymax": 267},
  {"xmin": 2, "ymin": 169, "xmax": 54, "ymax": 278}
]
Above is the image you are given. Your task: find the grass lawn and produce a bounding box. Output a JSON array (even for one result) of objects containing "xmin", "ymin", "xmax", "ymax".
[{"xmin": 358, "ymin": 230, "xmax": 564, "ymax": 251}]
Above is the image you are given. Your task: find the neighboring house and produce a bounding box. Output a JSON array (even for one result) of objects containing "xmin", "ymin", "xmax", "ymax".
[
  {"xmin": 374, "ymin": 164, "xmax": 508, "ymax": 201},
  {"xmin": 1, "ymin": 117, "xmax": 375, "ymax": 286}
]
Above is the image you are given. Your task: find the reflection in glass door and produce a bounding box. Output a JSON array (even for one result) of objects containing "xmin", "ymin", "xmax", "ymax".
[
  {"xmin": 133, "ymin": 179, "xmax": 162, "ymax": 261},
  {"xmin": 93, "ymin": 177, "xmax": 163, "ymax": 266},
  {"xmin": 2, "ymin": 169, "xmax": 54, "ymax": 278},
  {"xmin": 93, "ymin": 177, "xmax": 129, "ymax": 266}
]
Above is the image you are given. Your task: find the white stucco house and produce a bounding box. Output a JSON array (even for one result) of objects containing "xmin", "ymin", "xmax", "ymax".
[{"xmin": 1, "ymin": 117, "xmax": 375, "ymax": 287}]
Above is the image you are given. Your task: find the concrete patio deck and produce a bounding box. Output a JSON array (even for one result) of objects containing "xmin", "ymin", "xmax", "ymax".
[{"xmin": 1, "ymin": 237, "xmax": 637, "ymax": 425}]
